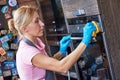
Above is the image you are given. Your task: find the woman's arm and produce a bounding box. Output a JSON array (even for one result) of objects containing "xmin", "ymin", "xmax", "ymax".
[{"xmin": 31, "ymin": 42, "xmax": 86, "ymax": 73}]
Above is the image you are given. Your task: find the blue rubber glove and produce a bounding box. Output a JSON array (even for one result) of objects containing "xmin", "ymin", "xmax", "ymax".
[
  {"xmin": 59, "ymin": 35, "xmax": 71, "ymax": 55},
  {"xmin": 82, "ymin": 22, "xmax": 96, "ymax": 46}
]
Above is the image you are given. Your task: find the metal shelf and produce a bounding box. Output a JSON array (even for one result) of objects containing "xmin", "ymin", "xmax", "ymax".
[
  {"xmin": 71, "ymin": 37, "xmax": 82, "ymax": 40},
  {"xmin": 47, "ymin": 34, "xmax": 69, "ymax": 37}
]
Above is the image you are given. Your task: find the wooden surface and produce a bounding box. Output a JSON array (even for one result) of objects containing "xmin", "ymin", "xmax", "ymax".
[
  {"xmin": 97, "ymin": 0, "xmax": 120, "ymax": 80},
  {"xmin": 0, "ymin": 12, "xmax": 7, "ymax": 29},
  {"xmin": 40, "ymin": 0, "xmax": 55, "ymax": 25},
  {"xmin": 17, "ymin": 0, "xmax": 37, "ymax": 7},
  {"xmin": 61, "ymin": 0, "xmax": 99, "ymax": 18}
]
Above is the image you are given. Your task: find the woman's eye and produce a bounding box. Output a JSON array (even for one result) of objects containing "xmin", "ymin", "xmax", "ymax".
[
  {"xmin": 34, "ymin": 18, "xmax": 41, "ymax": 23},
  {"xmin": 35, "ymin": 20, "xmax": 39, "ymax": 23}
]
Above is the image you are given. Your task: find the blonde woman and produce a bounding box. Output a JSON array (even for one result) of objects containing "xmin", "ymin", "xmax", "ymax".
[{"xmin": 8, "ymin": 6, "xmax": 96, "ymax": 80}]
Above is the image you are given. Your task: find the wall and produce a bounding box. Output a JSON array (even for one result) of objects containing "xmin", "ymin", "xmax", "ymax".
[{"xmin": 97, "ymin": 0, "xmax": 120, "ymax": 80}]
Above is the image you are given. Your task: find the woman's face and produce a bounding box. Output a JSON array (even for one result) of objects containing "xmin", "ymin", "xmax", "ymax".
[{"xmin": 25, "ymin": 12, "xmax": 44, "ymax": 37}]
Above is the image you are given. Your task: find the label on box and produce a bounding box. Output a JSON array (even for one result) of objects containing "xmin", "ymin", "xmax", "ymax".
[
  {"xmin": 3, "ymin": 70, "xmax": 11, "ymax": 77},
  {"xmin": 10, "ymin": 43, "xmax": 17, "ymax": 49},
  {"xmin": 0, "ymin": 35, "xmax": 9, "ymax": 43},
  {"xmin": 0, "ymin": 47, "xmax": 6, "ymax": 56},
  {"xmin": 2, "ymin": 42, "xmax": 9, "ymax": 50}
]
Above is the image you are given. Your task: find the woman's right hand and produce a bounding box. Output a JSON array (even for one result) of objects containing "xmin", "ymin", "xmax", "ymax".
[
  {"xmin": 82, "ymin": 22, "xmax": 96, "ymax": 46},
  {"xmin": 59, "ymin": 35, "xmax": 71, "ymax": 55}
]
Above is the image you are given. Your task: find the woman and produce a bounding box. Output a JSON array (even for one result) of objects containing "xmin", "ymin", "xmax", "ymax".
[{"xmin": 8, "ymin": 6, "xmax": 96, "ymax": 80}]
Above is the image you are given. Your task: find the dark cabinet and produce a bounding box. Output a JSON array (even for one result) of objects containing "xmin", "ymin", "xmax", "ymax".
[
  {"xmin": 40, "ymin": 0, "xmax": 120, "ymax": 80},
  {"xmin": 61, "ymin": 0, "xmax": 114, "ymax": 80}
]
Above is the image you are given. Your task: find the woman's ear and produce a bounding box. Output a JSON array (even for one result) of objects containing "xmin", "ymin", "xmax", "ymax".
[{"xmin": 20, "ymin": 26, "xmax": 28, "ymax": 33}]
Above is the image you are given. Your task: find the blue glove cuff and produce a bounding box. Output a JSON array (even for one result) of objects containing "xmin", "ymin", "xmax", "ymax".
[
  {"xmin": 82, "ymin": 40, "xmax": 88, "ymax": 46},
  {"xmin": 82, "ymin": 36, "xmax": 91, "ymax": 46}
]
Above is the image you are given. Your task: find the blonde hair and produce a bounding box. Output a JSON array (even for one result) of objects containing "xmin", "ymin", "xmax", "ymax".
[
  {"xmin": 8, "ymin": 19, "xmax": 15, "ymax": 32},
  {"xmin": 8, "ymin": 6, "xmax": 38, "ymax": 38}
]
